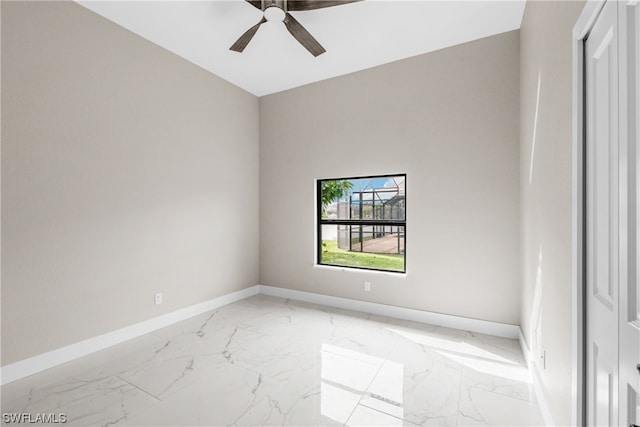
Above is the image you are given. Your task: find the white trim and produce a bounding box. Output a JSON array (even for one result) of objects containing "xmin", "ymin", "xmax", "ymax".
[
  {"xmin": 0, "ymin": 285, "xmax": 260, "ymax": 385},
  {"xmin": 519, "ymin": 328, "xmax": 555, "ymax": 427},
  {"xmin": 575, "ymin": 0, "xmax": 607, "ymax": 40},
  {"xmin": 259, "ymin": 285, "xmax": 519, "ymax": 339},
  {"xmin": 312, "ymin": 264, "xmax": 408, "ymax": 278},
  {"xmin": 571, "ymin": 2, "xmax": 606, "ymax": 425},
  {"xmin": 518, "ymin": 327, "xmax": 531, "ymax": 371}
]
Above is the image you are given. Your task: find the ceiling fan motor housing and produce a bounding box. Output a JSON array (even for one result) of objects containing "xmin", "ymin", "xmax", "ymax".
[
  {"xmin": 264, "ymin": 3, "xmax": 286, "ymax": 22},
  {"xmin": 263, "ymin": 0, "xmax": 286, "ymax": 11}
]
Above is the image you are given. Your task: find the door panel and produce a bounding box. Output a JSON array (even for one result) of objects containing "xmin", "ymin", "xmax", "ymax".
[
  {"xmin": 594, "ymin": 343, "xmax": 615, "ymax": 426},
  {"xmin": 626, "ymin": 384, "xmax": 640, "ymax": 425},
  {"xmin": 592, "ymin": 12, "xmax": 617, "ymax": 313},
  {"xmin": 586, "ymin": 1, "xmax": 619, "ymax": 426}
]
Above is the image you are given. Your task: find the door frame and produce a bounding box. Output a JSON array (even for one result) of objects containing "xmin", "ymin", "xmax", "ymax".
[{"xmin": 572, "ymin": 1, "xmax": 607, "ymax": 426}]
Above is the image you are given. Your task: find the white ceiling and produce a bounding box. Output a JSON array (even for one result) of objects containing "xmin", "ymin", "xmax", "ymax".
[{"xmin": 77, "ymin": 0, "xmax": 526, "ymax": 97}]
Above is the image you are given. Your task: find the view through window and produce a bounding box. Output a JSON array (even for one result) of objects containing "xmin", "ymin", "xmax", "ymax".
[{"xmin": 317, "ymin": 174, "xmax": 406, "ymax": 273}]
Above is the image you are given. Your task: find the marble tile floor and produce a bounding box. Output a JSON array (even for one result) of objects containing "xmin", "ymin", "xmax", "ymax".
[{"xmin": 1, "ymin": 295, "xmax": 545, "ymax": 426}]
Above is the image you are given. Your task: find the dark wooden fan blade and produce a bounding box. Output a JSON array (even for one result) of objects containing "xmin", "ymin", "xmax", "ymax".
[
  {"xmin": 230, "ymin": 17, "xmax": 267, "ymax": 52},
  {"xmin": 246, "ymin": 0, "xmax": 263, "ymax": 10},
  {"xmin": 283, "ymin": 12, "xmax": 325, "ymax": 56},
  {"xmin": 287, "ymin": 0, "xmax": 361, "ymax": 11}
]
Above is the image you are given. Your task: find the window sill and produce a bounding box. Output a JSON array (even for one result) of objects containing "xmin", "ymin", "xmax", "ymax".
[{"xmin": 313, "ymin": 263, "xmax": 407, "ymax": 278}]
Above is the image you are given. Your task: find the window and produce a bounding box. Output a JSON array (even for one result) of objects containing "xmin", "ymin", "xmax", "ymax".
[{"xmin": 317, "ymin": 174, "xmax": 406, "ymax": 273}]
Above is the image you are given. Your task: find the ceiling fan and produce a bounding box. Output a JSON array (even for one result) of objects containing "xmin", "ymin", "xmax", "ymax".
[{"xmin": 230, "ymin": 0, "xmax": 362, "ymax": 57}]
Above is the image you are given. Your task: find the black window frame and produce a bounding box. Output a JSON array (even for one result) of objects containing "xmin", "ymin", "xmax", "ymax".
[{"xmin": 316, "ymin": 173, "xmax": 406, "ymax": 274}]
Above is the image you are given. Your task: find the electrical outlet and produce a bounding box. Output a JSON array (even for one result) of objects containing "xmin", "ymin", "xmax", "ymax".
[
  {"xmin": 155, "ymin": 293, "xmax": 163, "ymax": 305},
  {"xmin": 364, "ymin": 281, "xmax": 371, "ymax": 291}
]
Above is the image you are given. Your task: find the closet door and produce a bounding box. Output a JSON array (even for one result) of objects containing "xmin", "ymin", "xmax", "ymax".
[
  {"xmin": 619, "ymin": 2, "xmax": 640, "ymax": 426},
  {"xmin": 585, "ymin": 1, "xmax": 620, "ymax": 425}
]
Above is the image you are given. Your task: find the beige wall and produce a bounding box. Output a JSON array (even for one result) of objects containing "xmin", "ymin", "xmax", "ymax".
[
  {"xmin": 260, "ymin": 31, "xmax": 521, "ymax": 325},
  {"xmin": 1, "ymin": 1, "xmax": 260, "ymax": 365},
  {"xmin": 519, "ymin": 1, "xmax": 585, "ymax": 425}
]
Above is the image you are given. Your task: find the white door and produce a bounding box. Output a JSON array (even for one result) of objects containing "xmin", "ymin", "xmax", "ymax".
[
  {"xmin": 586, "ymin": 1, "xmax": 620, "ymax": 426},
  {"xmin": 619, "ymin": 2, "xmax": 640, "ymax": 426}
]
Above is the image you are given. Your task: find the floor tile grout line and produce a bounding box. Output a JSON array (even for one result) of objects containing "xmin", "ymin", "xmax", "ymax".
[
  {"xmin": 357, "ymin": 403, "xmax": 417, "ymax": 426},
  {"xmin": 115, "ymin": 375, "xmax": 161, "ymax": 402},
  {"xmin": 344, "ymin": 351, "xmax": 390, "ymax": 425}
]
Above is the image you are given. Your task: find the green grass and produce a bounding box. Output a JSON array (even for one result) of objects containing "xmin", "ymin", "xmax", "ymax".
[{"xmin": 321, "ymin": 240, "xmax": 404, "ymax": 272}]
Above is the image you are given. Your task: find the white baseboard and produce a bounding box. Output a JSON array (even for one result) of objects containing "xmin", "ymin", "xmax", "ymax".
[
  {"xmin": 518, "ymin": 328, "xmax": 532, "ymax": 370},
  {"xmin": 259, "ymin": 285, "xmax": 520, "ymax": 339},
  {"xmin": 1, "ymin": 284, "xmax": 524, "ymax": 386},
  {"xmin": 0, "ymin": 285, "xmax": 259, "ymax": 385},
  {"xmin": 518, "ymin": 328, "xmax": 555, "ymax": 427}
]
